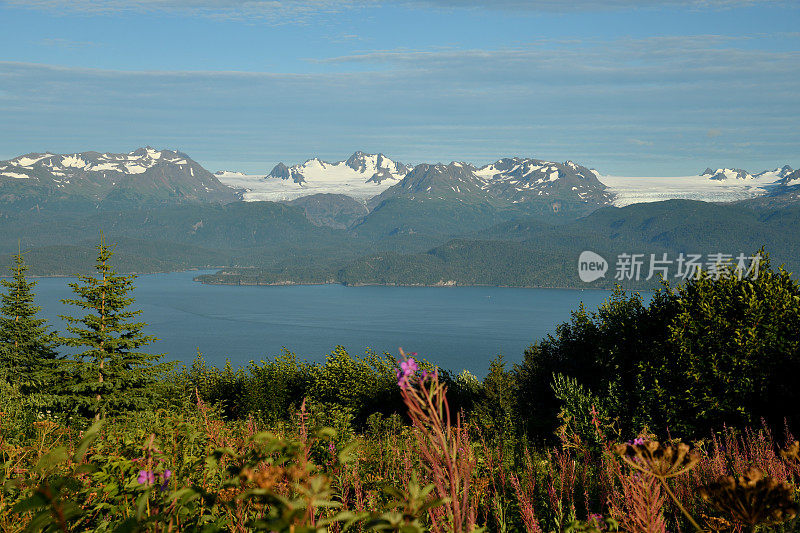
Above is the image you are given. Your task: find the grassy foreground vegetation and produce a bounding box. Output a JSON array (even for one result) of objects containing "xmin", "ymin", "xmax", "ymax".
[{"xmin": 1, "ymin": 240, "xmax": 800, "ymax": 531}]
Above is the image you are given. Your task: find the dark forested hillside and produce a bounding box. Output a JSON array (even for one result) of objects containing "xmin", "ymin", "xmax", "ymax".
[
  {"xmin": 0, "ymin": 201, "xmax": 366, "ymax": 275},
  {"xmin": 318, "ymin": 199, "xmax": 800, "ymax": 289},
  {"xmin": 3, "ymin": 194, "xmax": 800, "ymax": 286}
]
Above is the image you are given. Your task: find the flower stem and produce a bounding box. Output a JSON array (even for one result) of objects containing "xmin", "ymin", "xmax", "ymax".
[{"xmin": 657, "ymin": 476, "xmax": 703, "ymax": 532}]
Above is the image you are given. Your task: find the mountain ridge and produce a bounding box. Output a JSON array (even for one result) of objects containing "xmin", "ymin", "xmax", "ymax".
[{"xmin": 0, "ymin": 147, "xmax": 240, "ymax": 210}]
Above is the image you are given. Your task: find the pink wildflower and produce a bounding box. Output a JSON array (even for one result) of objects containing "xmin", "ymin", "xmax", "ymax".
[
  {"xmin": 137, "ymin": 470, "xmax": 155, "ymax": 485},
  {"xmin": 396, "ymin": 356, "xmax": 419, "ymax": 389}
]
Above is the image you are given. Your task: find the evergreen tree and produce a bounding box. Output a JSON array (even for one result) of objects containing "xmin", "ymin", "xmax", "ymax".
[
  {"xmin": 0, "ymin": 251, "xmax": 61, "ymax": 410},
  {"xmin": 60, "ymin": 237, "xmax": 170, "ymax": 420}
]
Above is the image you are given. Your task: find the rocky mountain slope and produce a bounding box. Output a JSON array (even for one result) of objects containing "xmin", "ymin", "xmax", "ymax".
[{"xmin": 369, "ymin": 158, "xmax": 613, "ymax": 207}]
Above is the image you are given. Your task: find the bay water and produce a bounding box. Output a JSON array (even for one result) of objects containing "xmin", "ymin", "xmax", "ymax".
[{"xmin": 29, "ymin": 271, "xmax": 634, "ymax": 377}]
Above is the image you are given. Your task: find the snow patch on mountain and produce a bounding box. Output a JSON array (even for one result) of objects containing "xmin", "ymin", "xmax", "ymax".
[
  {"xmin": 2, "ymin": 147, "xmax": 193, "ymax": 176},
  {"xmin": 14, "ymin": 154, "xmax": 54, "ymax": 166},
  {"xmin": 0, "ymin": 171, "xmax": 33, "ymax": 179},
  {"xmin": 215, "ymin": 170, "xmax": 248, "ymax": 177}
]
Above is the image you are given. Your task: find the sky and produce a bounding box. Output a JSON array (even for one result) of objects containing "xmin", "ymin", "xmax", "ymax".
[{"xmin": 0, "ymin": 0, "xmax": 798, "ymax": 175}]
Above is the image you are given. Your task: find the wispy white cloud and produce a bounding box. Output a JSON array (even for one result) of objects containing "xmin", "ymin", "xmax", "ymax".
[
  {"xmin": 40, "ymin": 37, "xmax": 97, "ymax": 48},
  {"xmin": 310, "ymin": 34, "xmax": 800, "ymax": 86},
  {"xmin": 4, "ymin": 0, "xmax": 377, "ymax": 23},
  {"xmin": 413, "ymin": 0, "xmax": 788, "ymax": 11},
  {"xmin": 5, "ymin": 0, "xmax": 790, "ymax": 22},
  {"xmin": 629, "ymin": 138, "xmax": 655, "ymax": 146}
]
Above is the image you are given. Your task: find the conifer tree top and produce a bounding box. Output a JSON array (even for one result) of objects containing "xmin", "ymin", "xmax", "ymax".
[{"xmin": 59, "ymin": 236, "xmax": 171, "ymax": 419}]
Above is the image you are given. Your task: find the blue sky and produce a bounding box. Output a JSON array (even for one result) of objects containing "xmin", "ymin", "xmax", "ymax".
[{"xmin": 1, "ymin": 0, "xmax": 798, "ymax": 175}]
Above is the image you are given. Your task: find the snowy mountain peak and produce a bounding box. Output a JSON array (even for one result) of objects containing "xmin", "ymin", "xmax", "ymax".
[
  {"xmin": 779, "ymin": 169, "xmax": 800, "ymax": 188},
  {"xmin": 344, "ymin": 151, "xmax": 408, "ymax": 177},
  {"xmin": 376, "ymin": 162, "xmax": 489, "ymax": 201},
  {"xmin": 755, "ymin": 165, "xmax": 794, "ymax": 179},
  {"xmin": 472, "ymin": 157, "xmax": 612, "ymax": 204},
  {"xmin": 268, "ymin": 162, "xmax": 293, "ymax": 180},
  {"xmin": 260, "ymin": 153, "xmax": 409, "ymax": 194},
  {"xmin": 701, "ymin": 168, "xmax": 753, "ymax": 181},
  {"xmin": 344, "ymin": 151, "xmax": 371, "ymax": 171},
  {"xmin": 228, "ymin": 152, "xmax": 410, "ymax": 201}
]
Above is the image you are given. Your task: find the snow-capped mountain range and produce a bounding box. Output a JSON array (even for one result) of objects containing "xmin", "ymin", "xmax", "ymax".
[
  {"xmin": 216, "ymin": 153, "xmax": 798, "ymax": 208},
  {"xmin": 699, "ymin": 166, "xmax": 794, "ymax": 182},
  {"xmin": 0, "ymin": 147, "xmax": 238, "ymax": 205},
  {"xmin": 366, "ymin": 157, "xmax": 613, "ymax": 208},
  {"xmin": 701, "ymin": 168, "xmax": 754, "ymax": 181},
  {"xmin": 220, "ymin": 152, "xmax": 613, "ymax": 206},
  {"xmin": 1, "ymin": 146, "xmax": 796, "ymax": 211}
]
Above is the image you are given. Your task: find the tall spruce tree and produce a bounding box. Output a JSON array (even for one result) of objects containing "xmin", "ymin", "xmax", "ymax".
[
  {"xmin": 0, "ymin": 251, "xmax": 61, "ymax": 410},
  {"xmin": 60, "ymin": 237, "xmax": 169, "ymax": 420}
]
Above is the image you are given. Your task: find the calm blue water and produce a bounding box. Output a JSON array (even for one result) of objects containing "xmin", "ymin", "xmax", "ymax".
[{"xmin": 26, "ymin": 271, "xmax": 634, "ymax": 377}]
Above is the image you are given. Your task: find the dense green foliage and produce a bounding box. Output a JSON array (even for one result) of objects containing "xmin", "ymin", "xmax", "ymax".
[{"xmin": 516, "ymin": 251, "xmax": 800, "ymax": 441}]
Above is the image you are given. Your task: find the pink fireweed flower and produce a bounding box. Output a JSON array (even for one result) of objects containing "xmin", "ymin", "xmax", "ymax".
[
  {"xmin": 138, "ymin": 470, "xmax": 155, "ymax": 485},
  {"xmin": 396, "ymin": 355, "xmax": 419, "ymax": 389}
]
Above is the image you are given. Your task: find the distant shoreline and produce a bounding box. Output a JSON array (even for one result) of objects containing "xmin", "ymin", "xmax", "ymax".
[
  {"xmin": 1, "ymin": 268, "xmax": 651, "ymax": 292},
  {"xmin": 0, "ymin": 267, "xmax": 221, "ymax": 280},
  {"xmin": 194, "ymin": 276, "xmax": 650, "ymax": 292}
]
